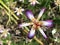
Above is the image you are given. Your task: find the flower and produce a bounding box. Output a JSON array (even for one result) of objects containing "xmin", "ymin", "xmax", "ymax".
[
  {"xmin": 15, "ymin": 30, "xmax": 21, "ymax": 35},
  {"xmin": 6, "ymin": 40, "xmax": 11, "ymax": 45},
  {"xmin": 29, "ymin": 0, "xmax": 39, "ymax": 5},
  {"xmin": 52, "ymin": 29, "xmax": 57, "ymax": 35},
  {"xmin": 0, "ymin": 28, "xmax": 10, "ymax": 38},
  {"xmin": 54, "ymin": 0, "xmax": 60, "ymax": 6},
  {"xmin": 19, "ymin": 8, "xmax": 53, "ymax": 39},
  {"xmin": 14, "ymin": 7, "xmax": 24, "ymax": 15},
  {"xmin": 0, "ymin": 25, "xmax": 10, "ymax": 38},
  {"xmin": 19, "ymin": 0, "xmax": 24, "ymax": 3}
]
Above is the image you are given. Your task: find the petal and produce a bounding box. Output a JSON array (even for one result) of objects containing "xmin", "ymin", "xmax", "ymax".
[
  {"xmin": 17, "ymin": 12, "xmax": 20, "ymax": 15},
  {"xmin": 20, "ymin": 7, "xmax": 24, "ymax": 11},
  {"xmin": 21, "ymin": 9, "xmax": 24, "ymax": 11},
  {"xmin": 30, "ymin": 2, "xmax": 36, "ymax": 6},
  {"xmin": 38, "ymin": 27, "xmax": 47, "ymax": 39},
  {"xmin": 19, "ymin": 23, "xmax": 33, "ymax": 28},
  {"xmin": 28, "ymin": 28, "xmax": 35, "ymax": 39},
  {"xmin": 36, "ymin": 1, "xmax": 39, "ymax": 4},
  {"xmin": 19, "ymin": 0, "xmax": 24, "ymax": 2},
  {"xmin": 37, "ymin": 8, "xmax": 45, "ymax": 20},
  {"xmin": 0, "ymin": 30, "xmax": 3, "ymax": 33},
  {"xmin": 52, "ymin": 29, "xmax": 57, "ymax": 35},
  {"xmin": 19, "ymin": 0, "xmax": 23, "ymax": 1},
  {"xmin": 15, "ymin": 7, "xmax": 18, "ymax": 10},
  {"xmin": 25, "ymin": 10, "xmax": 35, "ymax": 21},
  {"xmin": 4, "ymin": 34, "xmax": 7, "ymax": 37},
  {"xmin": 42, "ymin": 20, "xmax": 53, "ymax": 27}
]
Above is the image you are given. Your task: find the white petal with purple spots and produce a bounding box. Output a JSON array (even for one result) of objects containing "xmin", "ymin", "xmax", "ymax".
[
  {"xmin": 19, "ymin": 23, "xmax": 33, "ymax": 28},
  {"xmin": 28, "ymin": 28, "xmax": 35, "ymax": 39},
  {"xmin": 38, "ymin": 27, "xmax": 47, "ymax": 39},
  {"xmin": 42, "ymin": 20, "xmax": 53, "ymax": 27},
  {"xmin": 25, "ymin": 10, "xmax": 35, "ymax": 21},
  {"xmin": 37, "ymin": 8, "xmax": 45, "ymax": 20}
]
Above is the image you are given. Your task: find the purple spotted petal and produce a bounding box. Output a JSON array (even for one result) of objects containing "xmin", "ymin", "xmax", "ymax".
[
  {"xmin": 25, "ymin": 10, "xmax": 35, "ymax": 21},
  {"xmin": 27, "ymin": 28, "xmax": 35, "ymax": 39},
  {"xmin": 38, "ymin": 27, "xmax": 47, "ymax": 39},
  {"xmin": 19, "ymin": 23, "xmax": 33, "ymax": 28},
  {"xmin": 37, "ymin": 8, "xmax": 46, "ymax": 20},
  {"xmin": 42, "ymin": 20, "xmax": 53, "ymax": 27}
]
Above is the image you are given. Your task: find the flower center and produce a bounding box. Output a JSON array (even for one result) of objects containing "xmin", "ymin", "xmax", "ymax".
[
  {"xmin": 18, "ymin": 8, "xmax": 21, "ymax": 13},
  {"xmin": 33, "ymin": 20, "xmax": 42, "ymax": 28}
]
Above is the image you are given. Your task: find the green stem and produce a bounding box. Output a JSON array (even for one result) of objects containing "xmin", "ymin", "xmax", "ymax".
[
  {"xmin": 6, "ymin": 13, "xmax": 11, "ymax": 25},
  {"xmin": 24, "ymin": 27, "xmax": 29, "ymax": 31},
  {"xmin": 11, "ymin": 17, "xmax": 17, "ymax": 24},
  {"xmin": 0, "ymin": 0, "xmax": 19, "ymax": 20},
  {"xmin": 5, "ymin": 10, "xmax": 17, "ymax": 25},
  {"xmin": 0, "ymin": 5, "xmax": 17, "ymax": 25}
]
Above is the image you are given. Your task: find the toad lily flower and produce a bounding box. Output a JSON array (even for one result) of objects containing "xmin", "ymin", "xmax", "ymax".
[{"xmin": 19, "ymin": 8, "xmax": 53, "ymax": 39}]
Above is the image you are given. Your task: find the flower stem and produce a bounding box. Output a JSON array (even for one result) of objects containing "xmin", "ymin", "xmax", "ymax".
[
  {"xmin": 0, "ymin": 5, "xmax": 17, "ymax": 25},
  {"xmin": 0, "ymin": 0, "xmax": 19, "ymax": 20},
  {"xmin": 5, "ymin": 10, "xmax": 17, "ymax": 25}
]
